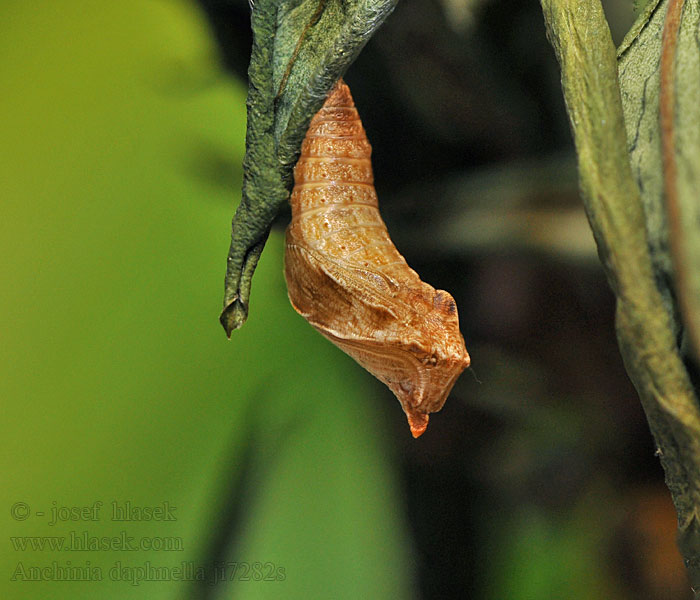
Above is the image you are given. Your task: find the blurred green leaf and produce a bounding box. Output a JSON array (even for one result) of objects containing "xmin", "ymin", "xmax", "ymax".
[
  {"xmin": 0, "ymin": 2, "xmax": 410, "ymax": 599},
  {"xmin": 486, "ymin": 483, "xmax": 623, "ymax": 600}
]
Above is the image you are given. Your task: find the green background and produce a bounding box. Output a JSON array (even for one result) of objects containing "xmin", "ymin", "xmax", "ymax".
[{"xmin": 1, "ymin": 2, "xmax": 411, "ymax": 598}]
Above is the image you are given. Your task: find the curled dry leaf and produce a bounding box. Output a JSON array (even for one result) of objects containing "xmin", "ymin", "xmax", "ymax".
[{"xmin": 284, "ymin": 80, "xmax": 470, "ymax": 437}]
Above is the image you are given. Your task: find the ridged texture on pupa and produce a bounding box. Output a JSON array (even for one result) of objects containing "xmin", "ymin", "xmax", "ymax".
[{"xmin": 284, "ymin": 80, "xmax": 470, "ymax": 437}]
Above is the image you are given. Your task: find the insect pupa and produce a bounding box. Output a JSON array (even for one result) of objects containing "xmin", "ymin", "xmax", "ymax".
[{"xmin": 284, "ymin": 79, "xmax": 470, "ymax": 438}]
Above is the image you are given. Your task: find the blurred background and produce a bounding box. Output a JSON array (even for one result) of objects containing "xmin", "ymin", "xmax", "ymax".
[{"xmin": 1, "ymin": 0, "xmax": 691, "ymax": 598}]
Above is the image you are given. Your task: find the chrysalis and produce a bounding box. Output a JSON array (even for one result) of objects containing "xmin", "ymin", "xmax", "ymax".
[{"xmin": 284, "ymin": 80, "xmax": 470, "ymax": 437}]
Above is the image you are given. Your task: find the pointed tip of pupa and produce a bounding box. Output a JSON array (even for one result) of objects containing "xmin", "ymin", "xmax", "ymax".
[
  {"xmin": 407, "ymin": 412, "xmax": 429, "ymax": 438},
  {"xmin": 326, "ymin": 78, "xmax": 354, "ymax": 108}
]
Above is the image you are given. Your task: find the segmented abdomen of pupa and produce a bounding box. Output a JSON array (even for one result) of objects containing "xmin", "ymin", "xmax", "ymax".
[{"xmin": 284, "ymin": 79, "xmax": 470, "ymax": 438}]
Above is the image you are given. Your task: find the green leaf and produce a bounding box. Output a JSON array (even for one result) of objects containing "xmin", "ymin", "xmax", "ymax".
[{"xmin": 220, "ymin": 0, "xmax": 398, "ymax": 335}]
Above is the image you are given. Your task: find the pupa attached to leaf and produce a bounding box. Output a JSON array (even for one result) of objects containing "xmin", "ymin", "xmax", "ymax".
[{"xmin": 284, "ymin": 79, "xmax": 470, "ymax": 437}]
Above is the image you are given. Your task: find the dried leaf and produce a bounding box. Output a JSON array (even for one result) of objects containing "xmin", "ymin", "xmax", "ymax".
[
  {"xmin": 660, "ymin": 0, "xmax": 700, "ymax": 363},
  {"xmin": 617, "ymin": 0, "xmax": 678, "ymax": 326},
  {"xmin": 221, "ymin": 0, "xmax": 397, "ymax": 335},
  {"xmin": 541, "ymin": 0, "xmax": 700, "ymax": 591}
]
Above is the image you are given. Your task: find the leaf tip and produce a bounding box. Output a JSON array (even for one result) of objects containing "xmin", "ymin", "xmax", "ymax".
[{"xmin": 220, "ymin": 299, "xmax": 248, "ymax": 337}]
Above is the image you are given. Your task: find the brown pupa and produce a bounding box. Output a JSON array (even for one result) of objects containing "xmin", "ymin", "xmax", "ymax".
[{"xmin": 284, "ymin": 79, "xmax": 470, "ymax": 438}]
